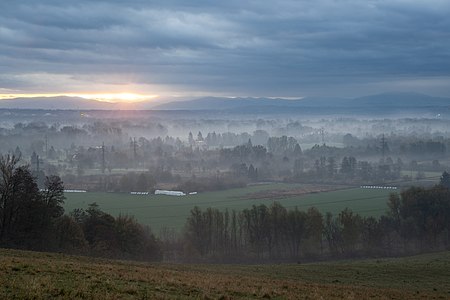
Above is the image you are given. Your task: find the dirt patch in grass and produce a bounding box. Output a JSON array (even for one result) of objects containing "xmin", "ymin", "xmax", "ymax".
[{"xmin": 242, "ymin": 185, "xmax": 345, "ymax": 200}]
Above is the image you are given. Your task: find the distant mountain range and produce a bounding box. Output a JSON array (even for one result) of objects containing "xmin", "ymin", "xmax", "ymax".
[
  {"xmin": 153, "ymin": 92, "xmax": 450, "ymax": 110},
  {"xmin": 0, "ymin": 92, "xmax": 449, "ymax": 112},
  {"xmin": 0, "ymin": 96, "xmax": 118, "ymax": 110},
  {"xmin": 0, "ymin": 96, "xmax": 166, "ymax": 110}
]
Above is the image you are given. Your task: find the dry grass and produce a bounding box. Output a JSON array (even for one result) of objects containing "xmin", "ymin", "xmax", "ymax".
[{"xmin": 1, "ymin": 248, "xmax": 449, "ymax": 299}]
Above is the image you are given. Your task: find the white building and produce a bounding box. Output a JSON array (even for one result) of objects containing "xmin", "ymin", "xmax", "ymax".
[{"xmin": 155, "ymin": 190, "xmax": 186, "ymax": 196}]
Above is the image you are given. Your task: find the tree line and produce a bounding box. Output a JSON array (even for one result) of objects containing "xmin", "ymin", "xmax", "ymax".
[
  {"xmin": 8, "ymin": 123, "xmax": 449, "ymax": 193},
  {"xmin": 182, "ymin": 173, "xmax": 450, "ymax": 262},
  {"xmin": 0, "ymin": 155, "xmax": 161, "ymax": 261}
]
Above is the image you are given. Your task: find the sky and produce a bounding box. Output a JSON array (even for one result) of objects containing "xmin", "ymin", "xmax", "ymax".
[{"xmin": 1, "ymin": 0, "xmax": 450, "ymax": 101}]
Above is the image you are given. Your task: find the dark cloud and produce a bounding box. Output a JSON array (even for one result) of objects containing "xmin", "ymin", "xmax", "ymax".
[{"xmin": 1, "ymin": 0, "xmax": 450, "ymax": 97}]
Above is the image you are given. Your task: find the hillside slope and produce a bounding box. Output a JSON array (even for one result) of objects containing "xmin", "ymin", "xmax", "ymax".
[{"xmin": 1, "ymin": 248, "xmax": 449, "ymax": 299}]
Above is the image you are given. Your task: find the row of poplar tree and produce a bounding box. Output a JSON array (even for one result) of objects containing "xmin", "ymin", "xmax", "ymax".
[{"xmin": 183, "ymin": 173, "xmax": 450, "ymax": 262}]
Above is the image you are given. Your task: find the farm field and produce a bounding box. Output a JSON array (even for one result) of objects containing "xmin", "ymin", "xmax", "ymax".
[
  {"xmin": 1, "ymin": 248, "xmax": 449, "ymax": 299},
  {"xmin": 400, "ymin": 170, "xmax": 444, "ymax": 180},
  {"xmin": 64, "ymin": 183, "xmax": 395, "ymax": 232}
]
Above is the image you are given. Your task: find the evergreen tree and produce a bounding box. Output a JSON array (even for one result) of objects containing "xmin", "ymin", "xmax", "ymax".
[
  {"xmin": 197, "ymin": 131, "xmax": 204, "ymax": 142},
  {"xmin": 188, "ymin": 132, "xmax": 195, "ymax": 146},
  {"xmin": 440, "ymin": 171, "xmax": 450, "ymax": 189}
]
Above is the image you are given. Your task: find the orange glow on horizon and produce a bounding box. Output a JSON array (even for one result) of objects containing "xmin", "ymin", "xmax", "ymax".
[{"xmin": 0, "ymin": 93, "xmax": 159, "ymax": 103}]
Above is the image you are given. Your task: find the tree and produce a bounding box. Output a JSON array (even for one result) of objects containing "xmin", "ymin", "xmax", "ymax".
[
  {"xmin": 185, "ymin": 206, "xmax": 208, "ymax": 257},
  {"xmin": 55, "ymin": 215, "xmax": 88, "ymax": 254},
  {"xmin": 269, "ymin": 202, "xmax": 287, "ymax": 258},
  {"xmin": 440, "ymin": 171, "xmax": 450, "ymax": 189},
  {"xmin": 14, "ymin": 146, "xmax": 22, "ymax": 159},
  {"xmin": 81, "ymin": 203, "xmax": 118, "ymax": 257},
  {"xmin": 0, "ymin": 155, "xmax": 67, "ymax": 250},
  {"xmin": 305, "ymin": 207, "xmax": 323, "ymax": 255},
  {"xmin": 327, "ymin": 157, "xmax": 336, "ymax": 177},
  {"xmin": 337, "ymin": 208, "xmax": 363, "ymax": 254},
  {"xmin": 48, "ymin": 146, "xmax": 57, "ymax": 159},
  {"xmin": 398, "ymin": 186, "xmax": 450, "ymax": 247},
  {"xmin": 293, "ymin": 159, "xmax": 304, "ymax": 176},
  {"xmin": 242, "ymin": 205, "xmax": 271, "ymax": 258},
  {"xmin": 285, "ymin": 208, "xmax": 307, "ymax": 258},
  {"xmin": 41, "ymin": 175, "xmax": 65, "ymax": 219},
  {"xmin": 197, "ymin": 131, "xmax": 204, "ymax": 142},
  {"xmin": 248, "ymin": 164, "xmax": 258, "ymax": 181},
  {"xmin": 24, "ymin": 175, "xmax": 67, "ymax": 249},
  {"xmin": 71, "ymin": 204, "xmax": 162, "ymax": 260},
  {"xmin": 387, "ymin": 193, "xmax": 401, "ymax": 232},
  {"xmin": 361, "ymin": 216, "xmax": 384, "ymax": 255},
  {"xmin": 341, "ymin": 156, "xmax": 356, "ymax": 178},
  {"xmin": 293, "ymin": 143, "xmax": 302, "ymax": 156},
  {"xmin": 343, "ymin": 133, "xmax": 358, "ymax": 147},
  {"xmin": 0, "ymin": 155, "xmax": 43, "ymax": 246},
  {"xmin": 0, "ymin": 155, "xmax": 20, "ymax": 242},
  {"xmin": 115, "ymin": 214, "xmax": 161, "ymax": 261},
  {"xmin": 188, "ymin": 132, "xmax": 195, "ymax": 146},
  {"xmin": 323, "ymin": 212, "xmax": 341, "ymax": 254},
  {"xmin": 340, "ymin": 157, "xmax": 350, "ymax": 174}
]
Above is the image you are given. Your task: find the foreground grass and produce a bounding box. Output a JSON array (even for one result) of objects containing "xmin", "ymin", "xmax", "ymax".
[{"xmin": 1, "ymin": 249, "xmax": 450, "ymax": 299}]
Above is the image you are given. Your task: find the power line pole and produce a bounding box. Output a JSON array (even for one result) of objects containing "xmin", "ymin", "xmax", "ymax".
[
  {"xmin": 133, "ymin": 137, "xmax": 137, "ymax": 167},
  {"xmin": 45, "ymin": 135, "xmax": 48, "ymax": 158},
  {"xmin": 381, "ymin": 134, "xmax": 387, "ymax": 161},
  {"xmin": 101, "ymin": 142, "xmax": 105, "ymax": 174},
  {"xmin": 320, "ymin": 128, "xmax": 325, "ymax": 144}
]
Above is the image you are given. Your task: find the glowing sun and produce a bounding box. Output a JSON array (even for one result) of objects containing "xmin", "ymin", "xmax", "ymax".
[{"xmin": 68, "ymin": 93, "xmax": 158, "ymax": 103}]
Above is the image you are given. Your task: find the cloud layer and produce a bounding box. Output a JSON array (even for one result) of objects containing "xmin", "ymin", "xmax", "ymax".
[{"xmin": 1, "ymin": 0, "xmax": 450, "ymax": 97}]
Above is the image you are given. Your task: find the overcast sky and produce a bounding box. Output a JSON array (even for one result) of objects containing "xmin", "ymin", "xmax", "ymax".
[{"xmin": 1, "ymin": 0, "xmax": 450, "ymax": 99}]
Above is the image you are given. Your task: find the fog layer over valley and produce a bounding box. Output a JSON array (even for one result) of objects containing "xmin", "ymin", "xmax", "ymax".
[
  {"xmin": 1, "ymin": 106, "xmax": 450, "ymax": 264},
  {"xmin": 2, "ymin": 109, "xmax": 450, "ymax": 178}
]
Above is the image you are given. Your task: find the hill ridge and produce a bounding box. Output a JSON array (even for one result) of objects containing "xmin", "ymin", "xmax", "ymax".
[{"xmin": 1, "ymin": 92, "xmax": 449, "ymax": 111}]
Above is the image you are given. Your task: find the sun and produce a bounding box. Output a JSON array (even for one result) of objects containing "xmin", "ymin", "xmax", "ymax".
[{"xmin": 69, "ymin": 93, "xmax": 158, "ymax": 103}]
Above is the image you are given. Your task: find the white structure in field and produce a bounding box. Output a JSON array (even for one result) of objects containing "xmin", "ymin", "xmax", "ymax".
[
  {"xmin": 63, "ymin": 189, "xmax": 87, "ymax": 193},
  {"xmin": 155, "ymin": 189, "xmax": 186, "ymax": 196},
  {"xmin": 130, "ymin": 192, "xmax": 149, "ymax": 195},
  {"xmin": 360, "ymin": 186, "xmax": 397, "ymax": 190}
]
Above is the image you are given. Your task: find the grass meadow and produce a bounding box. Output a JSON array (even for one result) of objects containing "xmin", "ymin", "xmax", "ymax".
[
  {"xmin": 64, "ymin": 183, "xmax": 394, "ymax": 232},
  {"xmin": 1, "ymin": 248, "xmax": 449, "ymax": 299}
]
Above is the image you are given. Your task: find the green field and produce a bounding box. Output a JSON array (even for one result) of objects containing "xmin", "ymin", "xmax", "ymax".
[
  {"xmin": 64, "ymin": 184, "xmax": 395, "ymax": 232},
  {"xmin": 1, "ymin": 248, "xmax": 449, "ymax": 299}
]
